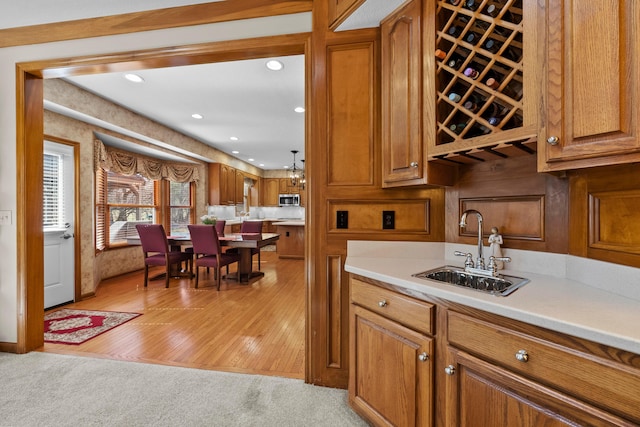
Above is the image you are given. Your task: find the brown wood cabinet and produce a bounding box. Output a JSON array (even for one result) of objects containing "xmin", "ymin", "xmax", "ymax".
[
  {"xmin": 380, "ymin": 0, "xmax": 454, "ymax": 187},
  {"xmin": 275, "ymin": 224, "xmax": 305, "ymax": 259},
  {"xmin": 262, "ymin": 178, "xmax": 280, "ymax": 206},
  {"xmin": 235, "ymin": 169, "xmax": 245, "ymax": 204},
  {"xmin": 539, "ymin": 0, "xmax": 640, "ymax": 172},
  {"xmin": 208, "ymin": 163, "xmax": 236, "ymax": 205},
  {"xmin": 349, "ymin": 275, "xmax": 640, "ymax": 426},
  {"xmin": 444, "ymin": 310, "xmax": 640, "ymax": 426},
  {"xmin": 381, "ymin": 0, "xmax": 423, "ymax": 187},
  {"xmin": 349, "ymin": 277, "xmax": 434, "ymax": 426}
]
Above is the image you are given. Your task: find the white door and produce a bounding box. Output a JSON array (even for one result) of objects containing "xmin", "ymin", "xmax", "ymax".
[{"xmin": 43, "ymin": 141, "xmax": 76, "ymax": 309}]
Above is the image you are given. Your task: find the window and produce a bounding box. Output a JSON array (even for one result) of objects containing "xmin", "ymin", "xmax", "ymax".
[
  {"xmin": 43, "ymin": 152, "xmax": 63, "ymax": 229},
  {"xmin": 167, "ymin": 181, "xmax": 194, "ymax": 237},
  {"xmin": 96, "ymin": 170, "xmax": 158, "ymax": 250},
  {"xmin": 95, "ymin": 169, "xmax": 194, "ymax": 250}
]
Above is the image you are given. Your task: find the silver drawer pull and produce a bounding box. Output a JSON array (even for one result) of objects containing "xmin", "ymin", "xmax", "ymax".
[
  {"xmin": 515, "ymin": 349, "xmax": 529, "ymax": 363},
  {"xmin": 418, "ymin": 352, "xmax": 429, "ymax": 362},
  {"xmin": 378, "ymin": 300, "xmax": 387, "ymax": 307},
  {"xmin": 444, "ymin": 365, "xmax": 455, "ymax": 376}
]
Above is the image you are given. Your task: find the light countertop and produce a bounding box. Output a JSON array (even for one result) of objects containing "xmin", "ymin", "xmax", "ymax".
[
  {"xmin": 345, "ymin": 241, "xmax": 640, "ymax": 355},
  {"xmin": 273, "ymin": 220, "xmax": 305, "ymax": 226}
]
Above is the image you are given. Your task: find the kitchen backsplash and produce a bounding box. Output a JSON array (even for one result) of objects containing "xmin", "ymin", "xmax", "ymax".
[{"xmin": 208, "ymin": 205, "xmax": 304, "ymax": 220}]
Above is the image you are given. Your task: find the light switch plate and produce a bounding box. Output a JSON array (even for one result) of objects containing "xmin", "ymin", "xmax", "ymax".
[{"xmin": 0, "ymin": 210, "xmax": 11, "ymax": 225}]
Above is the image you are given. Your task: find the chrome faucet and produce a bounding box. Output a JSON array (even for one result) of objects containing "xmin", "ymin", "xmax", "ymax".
[
  {"xmin": 459, "ymin": 209, "xmax": 485, "ymax": 269},
  {"xmin": 456, "ymin": 209, "xmax": 511, "ymax": 277}
]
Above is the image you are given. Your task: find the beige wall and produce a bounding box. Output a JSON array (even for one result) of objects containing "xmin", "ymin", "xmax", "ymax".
[{"xmin": 43, "ymin": 79, "xmax": 246, "ymax": 295}]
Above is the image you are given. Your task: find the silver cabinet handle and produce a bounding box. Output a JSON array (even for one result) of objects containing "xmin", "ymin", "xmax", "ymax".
[
  {"xmin": 444, "ymin": 365, "xmax": 456, "ymax": 375},
  {"xmin": 418, "ymin": 352, "xmax": 429, "ymax": 362},
  {"xmin": 546, "ymin": 136, "xmax": 559, "ymax": 145},
  {"xmin": 378, "ymin": 300, "xmax": 387, "ymax": 307},
  {"xmin": 410, "ymin": 161, "xmax": 419, "ymax": 168},
  {"xmin": 515, "ymin": 349, "xmax": 529, "ymax": 363}
]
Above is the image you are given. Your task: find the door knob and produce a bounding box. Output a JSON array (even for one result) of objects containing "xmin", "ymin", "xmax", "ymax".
[{"xmin": 60, "ymin": 233, "xmax": 73, "ymax": 240}]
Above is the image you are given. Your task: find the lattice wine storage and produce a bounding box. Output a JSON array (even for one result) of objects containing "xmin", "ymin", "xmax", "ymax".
[{"xmin": 431, "ymin": 0, "xmax": 537, "ymax": 162}]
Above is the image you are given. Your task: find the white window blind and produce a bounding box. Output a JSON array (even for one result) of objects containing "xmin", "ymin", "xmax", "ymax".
[{"xmin": 43, "ymin": 152, "xmax": 64, "ymax": 229}]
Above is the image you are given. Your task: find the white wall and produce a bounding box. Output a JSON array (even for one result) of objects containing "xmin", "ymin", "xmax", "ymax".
[{"xmin": 0, "ymin": 12, "xmax": 311, "ymax": 343}]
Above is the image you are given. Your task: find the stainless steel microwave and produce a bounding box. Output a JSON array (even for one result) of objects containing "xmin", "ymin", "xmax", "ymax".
[{"xmin": 279, "ymin": 194, "xmax": 300, "ymax": 206}]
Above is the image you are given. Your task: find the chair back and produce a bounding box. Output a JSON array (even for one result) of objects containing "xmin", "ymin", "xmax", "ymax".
[
  {"xmin": 240, "ymin": 220, "xmax": 263, "ymax": 234},
  {"xmin": 215, "ymin": 220, "xmax": 226, "ymax": 236},
  {"xmin": 188, "ymin": 224, "xmax": 222, "ymax": 256},
  {"xmin": 136, "ymin": 224, "xmax": 169, "ymax": 254}
]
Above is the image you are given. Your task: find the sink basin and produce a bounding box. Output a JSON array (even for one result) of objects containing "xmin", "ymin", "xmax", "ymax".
[{"xmin": 412, "ymin": 265, "xmax": 529, "ymax": 297}]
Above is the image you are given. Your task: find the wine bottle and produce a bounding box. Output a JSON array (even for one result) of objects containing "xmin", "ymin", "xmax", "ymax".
[
  {"xmin": 463, "ymin": 96, "xmax": 482, "ymax": 112},
  {"xmin": 449, "ymin": 123, "xmax": 467, "ymax": 134},
  {"xmin": 464, "ymin": 31, "xmax": 481, "ymax": 45},
  {"xmin": 435, "ymin": 49, "xmax": 447, "ymax": 60},
  {"xmin": 464, "ymin": 0, "xmax": 480, "ymax": 11},
  {"xmin": 484, "ymin": 2, "xmax": 513, "ymax": 21},
  {"xmin": 485, "ymin": 77, "xmax": 521, "ymax": 99},
  {"xmin": 447, "ymin": 25, "xmax": 462, "ymax": 38},
  {"xmin": 448, "ymin": 92, "xmax": 462, "ymax": 103},
  {"xmin": 447, "ymin": 54, "xmax": 465, "ymax": 70},
  {"xmin": 489, "ymin": 112, "xmax": 523, "ymax": 128},
  {"xmin": 449, "ymin": 0, "xmax": 462, "ymax": 5},
  {"xmin": 484, "ymin": 39, "xmax": 522, "ymax": 62},
  {"xmin": 463, "ymin": 67, "xmax": 480, "ymax": 80}
]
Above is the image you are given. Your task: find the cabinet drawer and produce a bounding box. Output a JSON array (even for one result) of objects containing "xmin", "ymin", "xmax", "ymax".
[
  {"xmin": 448, "ymin": 311, "xmax": 640, "ymax": 423},
  {"xmin": 351, "ymin": 278, "xmax": 434, "ymax": 335}
]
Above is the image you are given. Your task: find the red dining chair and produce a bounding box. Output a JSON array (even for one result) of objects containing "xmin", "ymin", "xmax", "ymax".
[
  {"xmin": 184, "ymin": 220, "xmax": 225, "ymax": 271},
  {"xmin": 135, "ymin": 224, "xmax": 193, "ymax": 288},
  {"xmin": 188, "ymin": 224, "xmax": 240, "ymax": 290},
  {"xmin": 226, "ymin": 220, "xmax": 263, "ymax": 270}
]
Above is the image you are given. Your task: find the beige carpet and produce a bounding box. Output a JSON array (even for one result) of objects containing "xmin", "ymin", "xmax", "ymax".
[{"xmin": 0, "ymin": 352, "xmax": 367, "ymax": 426}]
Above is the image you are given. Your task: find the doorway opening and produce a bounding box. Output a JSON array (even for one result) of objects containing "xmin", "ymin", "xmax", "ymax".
[{"xmin": 17, "ymin": 33, "xmax": 310, "ymax": 379}]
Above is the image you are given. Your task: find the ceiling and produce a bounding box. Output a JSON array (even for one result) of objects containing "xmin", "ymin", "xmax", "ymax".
[
  {"xmin": 64, "ymin": 55, "xmax": 305, "ymax": 170},
  {"xmin": 4, "ymin": 0, "xmax": 394, "ymax": 171}
]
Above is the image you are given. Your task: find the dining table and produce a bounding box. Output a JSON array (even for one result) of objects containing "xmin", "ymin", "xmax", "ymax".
[
  {"xmin": 128, "ymin": 232, "xmax": 280, "ymax": 283},
  {"xmin": 216, "ymin": 232, "xmax": 279, "ymax": 282}
]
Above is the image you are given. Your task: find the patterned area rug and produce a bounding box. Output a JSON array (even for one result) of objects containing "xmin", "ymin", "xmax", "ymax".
[{"xmin": 44, "ymin": 309, "xmax": 141, "ymax": 345}]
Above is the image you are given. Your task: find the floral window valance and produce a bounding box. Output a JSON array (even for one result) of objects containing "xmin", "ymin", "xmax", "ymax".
[{"xmin": 94, "ymin": 139, "xmax": 199, "ymax": 183}]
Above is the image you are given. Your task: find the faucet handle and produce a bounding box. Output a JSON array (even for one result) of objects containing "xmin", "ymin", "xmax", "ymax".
[
  {"xmin": 454, "ymin": 251, "xmax": 474, "ymax": 268},
  {"xmin": 488, "ymin": 256, "xmax": 512, "ymax": 276}
]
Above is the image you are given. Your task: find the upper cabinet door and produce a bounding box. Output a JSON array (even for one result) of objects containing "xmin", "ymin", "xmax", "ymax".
[
  {"xmin": 540, "ymin": 0, "xmax": 640, "ymax": 171},
  {"xmin": 381, "ymin": 0, "xmax": 424, "ymax": 187}
]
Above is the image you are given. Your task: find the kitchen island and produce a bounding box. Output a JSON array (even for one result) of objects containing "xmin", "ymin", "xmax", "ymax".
[{"xmin": 273, "ymin": 220, "xmax": 304, "ymax": 259}]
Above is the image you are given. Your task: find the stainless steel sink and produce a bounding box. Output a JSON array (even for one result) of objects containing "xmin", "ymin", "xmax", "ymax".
[{"xmin": 412, "ymin": 265, "xmax": 529, "ymax": 297}]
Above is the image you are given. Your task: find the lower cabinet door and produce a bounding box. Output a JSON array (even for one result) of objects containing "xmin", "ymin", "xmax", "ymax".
[
  {"xmin": 444, "ymin": 349, "xmax": 632, "ymax": 427},
  {"xmin": 349, "ymin": 305, "xmax": 433, "ymax": 427}
]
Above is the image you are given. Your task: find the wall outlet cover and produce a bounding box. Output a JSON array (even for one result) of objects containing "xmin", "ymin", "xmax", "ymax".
[
  {"xmin": 337, "ymin": 210, "xmax": 348, "ymax": 229},
  {"xmin": 382, "ymin": 211, "xmax": 395, "ymax": 229},
  {"xmin": 0, "ymin": 210, "xmax": 11, "ymax": 225}
]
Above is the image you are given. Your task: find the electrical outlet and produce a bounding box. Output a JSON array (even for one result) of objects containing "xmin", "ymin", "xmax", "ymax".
[
  {"xmin": 0, "ymin": 210, "xmax": 11, "ymax": 225},
  {"xmin": 382, "ymin": 211, "xmax": 395, "ymax": 229},
  {"xmin": 337, "ymin": 210, "xmax": 348, "ymax": 229}
]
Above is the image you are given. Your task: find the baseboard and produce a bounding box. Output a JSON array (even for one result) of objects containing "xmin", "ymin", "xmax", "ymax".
[{"xmin": 0, "ymin": 341, "xmax": 18, "ymax": 353}]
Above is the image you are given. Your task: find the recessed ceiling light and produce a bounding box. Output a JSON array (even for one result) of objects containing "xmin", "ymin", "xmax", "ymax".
[
  {"xmin": 294, "ymin": 107, "xmax": 305, "ymax": 113},
  {"xmin": 259, "ymin": 163, "xmax": 265, "ymax": 167},
  {"xmin": 124, "ymin": 73, "xmax": 144, "ymax": 83},
  {"xmin": 265, "ymin": 59, "xmax": 284, "ymax": 71},
  {"xmin": 248, "ymin": 158, "xmax": 255, "ymax": 162},
  {"xmin": 232, "ymin": 150, "xmax": 240, "ymax": 154},
  {"xmin": 230, "ymin": 136, "xmax": 239, "ymax": 141},
  {"xmin": 284, "ymin": 165, "xmax": 290, "ymax": 169},
  {"xmin": 191, "ymin": 113, "xmax": 203, "ymax": 119}
]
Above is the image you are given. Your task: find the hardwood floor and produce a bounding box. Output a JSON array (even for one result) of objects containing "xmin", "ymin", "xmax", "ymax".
[{"xmin": 41, "ymin": 250, "xmax": 306, "ymax": 379}]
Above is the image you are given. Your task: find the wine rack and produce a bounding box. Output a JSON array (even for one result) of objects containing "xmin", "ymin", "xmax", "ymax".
[{"xmin": 431, "ymin": 0, "xmax": 536, "ymax": 163}]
